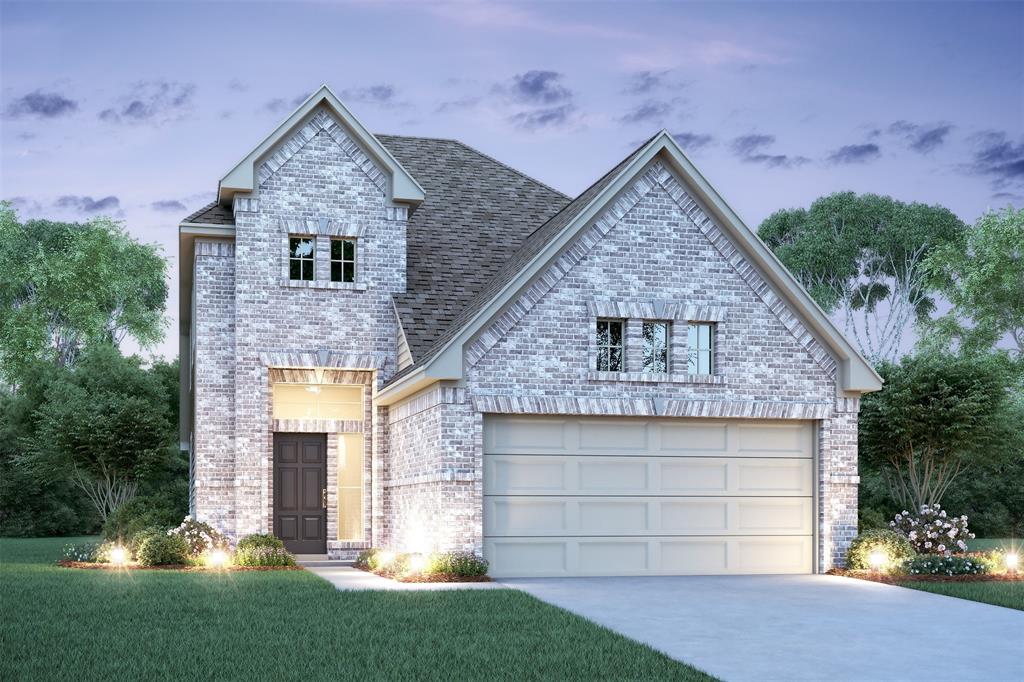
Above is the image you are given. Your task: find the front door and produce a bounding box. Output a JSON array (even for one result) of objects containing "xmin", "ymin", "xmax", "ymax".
[{"xmin": 273, "ymin": 433, "xmax": 327, "ymax": 554}]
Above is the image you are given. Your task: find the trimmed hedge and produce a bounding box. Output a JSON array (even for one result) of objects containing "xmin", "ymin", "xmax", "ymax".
[
  {"xmin": 234, "ymin": 545, "xmax": 296, "ymax": 567},
  {"xmin": 236, "ymin": 534, "xmax": 285, "ymax": 552},
  {"xmin": 135, "ymin": 528, "xmax": 189, "ymax": 566},
  {"xmin": 846, "ymin": 528, "xmax": 915, "ymax": 571}
]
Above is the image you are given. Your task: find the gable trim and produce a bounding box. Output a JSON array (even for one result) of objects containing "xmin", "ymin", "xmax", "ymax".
[{"xmin": 217, "ymin": 85, "xmax": 425, "ymax": 206}]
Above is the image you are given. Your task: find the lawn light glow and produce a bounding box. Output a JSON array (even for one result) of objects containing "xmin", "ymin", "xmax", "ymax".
[
  {"xmin": 207, "ymin": 549, "xmax": 229, "ymax": 568},
  {"xmin": 377, "ymin": 550, "xmax": 396, "ymax": 568},
  {"xmin": 1006, "ymin": 552, "xmax": 1019, "ymax": 572},
  {"xmin": 110, "ymin": 546, "xmax": 128, "ymax": 565},
  {"xmin": 868, "ymin": 549, "xmax": 888, "ymax": 571},
  {"xmin": 408, "ymin": 553, "xmax": 427, "ymax": 574}
]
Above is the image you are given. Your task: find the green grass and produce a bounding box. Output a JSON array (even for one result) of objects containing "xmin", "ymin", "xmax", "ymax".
[
  {"xmin": 0, "ymin": 537, "xmax": 714, "ymax": 681},
  {"xmin": 966, "ymin": 537, "xmax": 1020, "ymax": 552},
  {"xmin": 896, "ymin": 581, "xmax": 1023, "ymax": 611}
]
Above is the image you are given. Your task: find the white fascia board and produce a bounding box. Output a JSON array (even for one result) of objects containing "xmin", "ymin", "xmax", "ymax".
[{"xmin": 217, "ymin": 84, "xmax": 425, "ymax": 205}]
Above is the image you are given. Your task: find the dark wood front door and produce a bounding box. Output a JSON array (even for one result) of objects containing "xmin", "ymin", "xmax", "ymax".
[{"xmin": 273, "ymin": 433, "xmax": 327, "ymax": 554}]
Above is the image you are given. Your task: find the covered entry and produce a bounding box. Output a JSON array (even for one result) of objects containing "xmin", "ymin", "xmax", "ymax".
[{"xmin": 483, "ymin": 415, "xmax": 815, "ymax": 577}]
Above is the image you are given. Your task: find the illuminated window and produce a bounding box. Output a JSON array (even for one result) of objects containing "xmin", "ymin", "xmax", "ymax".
[
  {"xmin": 272, "ymin": 384, "xmax": 363, "ymax": 420},
  {"xmin": 337, "ymin": 433, "xmax": 363, "ymax": 541},
  {"xmin": 688, "ymin": 323, "xmax": 715, "ymax": 375}
]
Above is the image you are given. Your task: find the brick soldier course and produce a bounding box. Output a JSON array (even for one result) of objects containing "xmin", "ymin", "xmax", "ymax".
[{"xmin": 179, "ymin": 85, "xmax": 880, "ymax": 571}]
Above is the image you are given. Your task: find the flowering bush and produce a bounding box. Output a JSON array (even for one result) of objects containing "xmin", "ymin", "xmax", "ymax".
[
  {"xmin": 903, "ymin": 554, "xmax": 990, "ymax": 576},
  {"xmin": 890, "ymin": 504, "xmax": 974, "ymax": 556},
  {"xmin": 61, "ymin": 541, "xmax": 102, "ymax": 562},
  {"xmin": 846, "ymin": 529, "xmax": 915, "ymax": 571},
  {"xmin": 167, "ymin": 516, "xmax": 228, "ymax": 556}
]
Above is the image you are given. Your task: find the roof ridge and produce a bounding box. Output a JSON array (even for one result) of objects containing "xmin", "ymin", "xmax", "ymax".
[{"xmin": 375, "ymin": 133, "xmax": 571, "ymax": 201}]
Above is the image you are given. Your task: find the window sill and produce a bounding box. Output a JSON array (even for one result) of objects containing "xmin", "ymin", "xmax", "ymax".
[
  {"xmin": 280, "ymin": 278, "xmax": 367, "ymax": 292},
  {"xmin": 586, "ymin": 370, "xmax": 726, "ymax": 385}
]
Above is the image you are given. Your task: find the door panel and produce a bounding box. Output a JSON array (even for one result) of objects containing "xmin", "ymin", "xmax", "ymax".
[{"xmin": 273, "ymin": 433, "xmax": 326, "ymax": 554}]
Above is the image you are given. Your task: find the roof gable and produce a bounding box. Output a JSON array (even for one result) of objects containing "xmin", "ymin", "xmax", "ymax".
[
  {"xmin": 382, "ymin": 131, "xmax": 881, "ymax": 399},
  {"xmin": 216, "ymin": 85, "xmax": 425, "ymax": 206}
]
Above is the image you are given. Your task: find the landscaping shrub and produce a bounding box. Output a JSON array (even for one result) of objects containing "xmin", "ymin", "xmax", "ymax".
[
  {"xmin": 904, "ymin": 554, "xmax": 991, "ymax": 576},
  {"xmin": 135, "ymin": 527, "xmax": 189, "ymax": 566},
  {"xmin": 426, "ymin": 551, "xmax": 488, "ymax": 577},
  {"xmin": 61, "ymin": 541, "xmax": 101, "ymax": 562},
  {"xmin": 236, "ymin": 533, "xmax": 285, "ymax": 552},
  {"xmin": 167, "ymin": 516, "xmax": 227, "ymax": 556},
  {"xmin": 858, "ymin": 506, "xmax": 889, "ymax": 531},
  {"xmin": 890, "ymin": 504, "xmax": 974, "ymax": 556},
  {"xmin": 102, "ymin": 495, "xmax": 180, "ymax": 545},
  {"xmin": 234, "ymin": 545, "xmax": 295, "ymax": 567},
  {"xmin": 354, "ymin": 548, "xmax": 379, "ymax": 569},
  {"xmin": 846, "ymin": 528, "xmax": 915, "ymax": 571}
]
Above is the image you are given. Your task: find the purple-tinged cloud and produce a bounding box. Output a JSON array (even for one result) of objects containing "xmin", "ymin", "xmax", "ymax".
[
  {"xmin": 507, "ymin": 71, "xmax": 572, "ymax": 105},
  {"xmin": 508, "ymin": 104, "xmax": 575, "ymax": 131},
  {"xmin": 341, "ymin": 84, "xmax": 398, "ymax": 106},
  {"xmin": 888, "ymin": 120, "xmax": 954, "ymax": 154},
  {"xmin": 263, "ymin": 92, "xmax": 310, "ymax": 114},
  {"xmin": 151, "ymin": 199, "xmax": 187, "ymax": 212},
  {"xmin": 827, "ymin": 143, "xmax": 881, "ymax": 164},
  {"xmin": 731, "ymin": 134, "xmax": 809, "ymax": 169},
  {"xmin": 5, "ymin": 91, "xmax": 78, "ymax": 119},
  {"xmin": 672, "ymin": 132, "xmax": 714, "ymax": 152},
  {"xmin": 618, "ymin": 99, "xmax": 673, "ymax": 125},
  {"xmin": 624, "ymin": 70, "xmax": 669, "ymax": 95},
  {"xmin": 99, "ymin": 81, "xmax": 195, "ymax": 124},
  {"xmin": 965, "ymin": 131, "xmax": 1024, "ymax": 189},
  {"xmin": 55, "ymin": 195, "xmax": 120, "ymax": 213}
]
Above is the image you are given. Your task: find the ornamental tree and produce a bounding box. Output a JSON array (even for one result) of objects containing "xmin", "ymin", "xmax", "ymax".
[{"xmin": 758, "ymin": 192, "xmax": 966, "ymax": 363}]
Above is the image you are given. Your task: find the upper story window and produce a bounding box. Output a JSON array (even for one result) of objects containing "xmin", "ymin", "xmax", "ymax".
[
  {"xmin": 289, "ymin": 237, "xmax": 315, "ymax": 281},
  {"xmin": 642, "ymin": 321, "xmax": 670, "ymax": 373},
  {"xmin": 596, "ymin": 319, "xmax": 624, "ymax": 371},
  {"xmin": 688, "ymin": 323, "xmax": 715, "ymax": 375},
  {"xmin": 331, "ymin": 238, "xmax": 356, "ymax": 283}
]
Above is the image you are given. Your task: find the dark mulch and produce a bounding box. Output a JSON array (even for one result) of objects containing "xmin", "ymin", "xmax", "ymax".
[
  {"xmin": 828, "ymin": 568, "xmax": 1024, "ymax": 583},
  {"xmin": 57, "ymin": 560, "xmax": 303, "ymax": 572}
]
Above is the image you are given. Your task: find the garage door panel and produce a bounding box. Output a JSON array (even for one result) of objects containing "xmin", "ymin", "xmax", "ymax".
[
  {"xmin": 736, "ymin": 537, "xmax": 812, "ymax": 573},
  {"xmin": 485, "ymin": 417, "xmax": 571, "ymax": 454},
  {"xmin": 660, "ymin": 423, "xmax": 728, "ymax": 453},
  {"xmin": 485, "ymin": 455, "xmax": 811, "ymax": 497},
  {"xmin": 737, "ymin": 423, "xmax": 813, "ymax": 457},
  {"xmin": 736, "ymin": 498, "xmax": 813, "ymax": 534},
  {"xmin": 578, "ymin": 420, "xmax": 649, "ymax": 452}
]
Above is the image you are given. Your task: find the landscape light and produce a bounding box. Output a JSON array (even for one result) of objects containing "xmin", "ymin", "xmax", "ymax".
[
  {"xmin": 868, "ymin": 549, "xmax": 888, "ymax": 571},
  {"xmin": 377, "ymin": 550, "xmax": 396, "ymax": 568},
  {"xmin": 1006, "ymin": 552, "xmax": 1019, "ymax": 572},
  {"xmin": 408, "ymin": 553, "xmax": 427, "ymax": 575},
  {"xmin": 207, "ymin": 549, "xmax": 229, "ymax": 568},
  {"xmin": 110, "ymin": 546, "xmax": 128, "ymax": 565}
]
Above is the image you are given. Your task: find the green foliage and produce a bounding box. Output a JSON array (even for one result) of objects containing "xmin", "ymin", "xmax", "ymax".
[
  {"xmin": 236, "ymin": 534, "xmax": 285, "ymax": 552},
  {"xmin": 858, "ymin": 506, "xmax": 890, "ymax": 531},
  {"xmin": 922, "ymin": 207, "xmax": 1024, "ymax": 359},
  {"xmin": 758, "ymin": 192, "xmax": 966, "ymax": 362},
  {"xmin": 860, "ymin": 350, "xmax": 1021, "ymax": 511},
  {"xmin": 846, "ymin": 529, "xmax": 916, "ymax": 571},
  {"xmin": 903, "ymin": 554, "xmax": 991, "ymax": 576},
  {"xmin": 60, "ymin": 541, "xmax": 102, "ymax": 563},
  {"xmin": 425, "ymin": 551, "xmax": 489, "ymax": 577},
  {"xmin": 101, "ymin": 495, "xmax": 181, "ymax": 546},
  {"xmin": 353, "ymin": 547, "xmax": 379, "ymax": 569},
  {"xmin": 14, "ymin": 346, "xmax": 175, "ymax": 521},
  {"xmin": 134, "ymin": 527, "xmax": 189, "ymax": 566},
  {"xmin": 234, "ymin": 545, "xmax": 296, "ymax": 567},
  {"xmin": 0, "ymin": 203, "xmax": 168, "ymax": 385}
]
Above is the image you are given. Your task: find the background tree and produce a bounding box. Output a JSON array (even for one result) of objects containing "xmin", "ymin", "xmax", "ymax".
[
  {"xmin": 859, "ymin": 350, "xmax": 1020, "ymax": 511},
  {"xmin": 0, "ymin": 202, "xmax": 168, "ymax": 386},
  {"xmin": 758, "ymin": 192, "xmax": 966, "ymax": 363},
  {"xmin": 15, "ymin": 346, "xmax": 175, "ymax": 521},
  {"xmin": 922, "ymin": 206, "xmax": 1024, "ymax": 360}
]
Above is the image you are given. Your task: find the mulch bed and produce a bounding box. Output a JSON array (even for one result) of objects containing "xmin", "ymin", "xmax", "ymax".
[
  {"xmin": 829, "ymin": 568, "xmax": 1024, "ymax": 583},
  {"xmin": 57, "ymin": 560, "xmax": 304, "ymax": 572},
  {"xmin": 355, "ymin": 565, "xmax": 491, "ymax": 583}
]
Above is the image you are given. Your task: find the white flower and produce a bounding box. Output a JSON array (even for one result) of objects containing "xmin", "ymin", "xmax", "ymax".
[{"xmin": 925, "ymin": 541, "xmax": 932, "ymax": 548}]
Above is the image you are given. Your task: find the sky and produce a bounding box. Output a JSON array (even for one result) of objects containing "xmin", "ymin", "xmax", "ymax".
[{"xmin": 2, "ymin": 0, "xmax": 1022, "ymax": 361}]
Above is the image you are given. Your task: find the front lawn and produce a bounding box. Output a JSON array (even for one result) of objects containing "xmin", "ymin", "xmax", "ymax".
[
  {"xmin": 895, "ymin": 581, "xmax": 1023, "ymax": 611},
  {"xmin": 967, "ymin": 537, "xmax": 1019, "ymax": 552},
  {"xmin": 0, "ymin": 537, "xmax": 714, "ymax": 681}
]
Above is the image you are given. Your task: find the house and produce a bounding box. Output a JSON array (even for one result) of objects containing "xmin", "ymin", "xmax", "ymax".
[{"xmin": 178, "ymin": 85, "xmax": 881, "ymax": 577}]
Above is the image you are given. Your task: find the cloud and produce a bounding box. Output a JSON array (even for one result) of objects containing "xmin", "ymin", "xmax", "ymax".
[
  {"xmin": 55, "ymin": 195, "xmax": 121, "ymax": 213},
  {"xmin": 423, "ymin": 2, "xmax": 642, "ymax": 41},
  {"xmin": 436, "ymin": 95, "xmax": 481, "ymax": 113},
  {"xmin": 263, "ymin": 92, "xmax": 311, "ymax": 114},
  {"xmin": 624, "ymin": 70, "xmax": 669, "ymax": 95},
  {"xmin": 151, "ymin": 199, "xmax": 187, "ymax": 212},
  {"xmin": 618, "ymin": 100, "xmax": 674, "ymax": 125},
  {"xmin": 9, "ymin": 197, "xmax": 43, "ymax": 215},
  {"xmin": 730, "ymin": 134, "xmax": 809, "ymax": 169},
  {"xmin": 340, "ymin": 84, "xmax": 401, "ymax": 107},
  {"xmin": 672, "ymin": 132, "xmax": 714, "ymax": 152},
  {"xmin": 508, "ymin": 104, "xmax": 576, "ymax": 131},
  {"xmin": 505, "ymin": 70, "xmax": 572, "ymax": 105},
  {"xmin": 227, "ymin": 79, "xmax": 248, "ymax": 92},
  {"xmin": 888, "ymin": 120, "xmax": 954, "ymax": 154},
  {"xmin": 964, "ymin": 131, "xmax": 1024, "ymax": 190},
  {"xmin": 5, "ymin": 90, "xmax": 78, "ymax": 119},
  {"xmin": 99, "ymin": 81, "xmax": 195, "ymax": 124},
  {"xmin": 827, "ymin": 143, "xmax": 881, "ymax": 164}
]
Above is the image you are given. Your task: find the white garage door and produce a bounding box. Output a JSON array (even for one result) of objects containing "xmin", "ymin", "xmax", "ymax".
[{"xmin": 483, "ymin": 415, "xmax": 815, "ymax": 577}]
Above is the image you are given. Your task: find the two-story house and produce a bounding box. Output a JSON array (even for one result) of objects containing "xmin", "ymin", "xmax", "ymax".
[{"xmin": 179, "ymin": 85, "xmax": 880, "ymax": 577}]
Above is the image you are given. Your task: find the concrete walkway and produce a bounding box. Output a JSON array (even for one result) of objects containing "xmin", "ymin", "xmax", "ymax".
[
  {"xmin": 303, "ymin": 562, "xmax": 501, "ymax": 591},
  {"xmin": 500, "ymin": 574, "xmax": 1023, "ymax": 682}
]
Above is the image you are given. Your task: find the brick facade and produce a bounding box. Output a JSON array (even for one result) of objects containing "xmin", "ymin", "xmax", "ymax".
[{"xmin": 189, "ymin": 105, "xmax": 861, "ymax": 570}]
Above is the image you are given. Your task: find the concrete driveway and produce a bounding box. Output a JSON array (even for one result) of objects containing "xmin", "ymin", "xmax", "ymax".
[{"xmin": 501, "ymin": 575, "xmax": 1023, "ymax": 682}]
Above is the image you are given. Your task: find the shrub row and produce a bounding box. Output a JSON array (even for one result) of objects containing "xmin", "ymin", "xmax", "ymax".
[{"xmin": 355, "ymin": 548, "xmax": 488, "ymax": 578}]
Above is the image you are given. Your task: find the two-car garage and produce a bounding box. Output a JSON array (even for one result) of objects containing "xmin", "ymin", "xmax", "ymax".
[{"xmin": 483, "ymin": 415, "xmax": 816, "ymax": 577}]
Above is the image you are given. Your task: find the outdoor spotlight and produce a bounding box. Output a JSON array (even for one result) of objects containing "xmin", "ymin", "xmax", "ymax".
[
  {"xmin": 378, "ymin": 550, "xmax": 396, "ymax": 568},
  {"xmin": 110, "ymin": 546, "xmax": 128, "ymax": 565},
  {"xmin": 408, "ymin": 553, "xmax": 427, "ymax": 574},
  {"xmin": 207, "ymin": 549, "xmax": 229, "ymax": 568},
  {"xmin": 1006, "ymin": 552, "xmax": 1019, "ymax": 572},
  {"xmin": 868, "ymin": 549, "xmax": 888, "ymax": 571}
]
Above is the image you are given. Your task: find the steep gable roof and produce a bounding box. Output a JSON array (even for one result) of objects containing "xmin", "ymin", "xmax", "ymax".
[
  {"xmin": 181, "ymin": 201, "xmax": 234, "ymax": 226},
  {"xmin": 380, "ymin": 131, "xmax": 882, "ymax": 398}
]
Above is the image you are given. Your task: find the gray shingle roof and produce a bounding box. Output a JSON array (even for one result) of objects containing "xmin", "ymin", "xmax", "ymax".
[
  {"xmin": 385, "ymin": 134, "xmax": 655, "ymax": 384},
  {"xmin": 376, "ymin": 135, "xmax": 570, "ymax": 359},
  {"xmin": 181, "ymin": 201, "xmax": 235, "ymax": 226}
]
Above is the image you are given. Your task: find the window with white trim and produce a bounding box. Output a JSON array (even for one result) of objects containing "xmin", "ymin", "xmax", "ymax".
[
  {"xmin": 642, "ymin": 321, "xmax": 670, "ymax": 373},
  {"xmin": 289, "ymin": 236, "xmax": 315, "ymax": 281},
  {"xmin": 330, "ymin": 238, "xmax": 356, "ymax": 283},
  {"xmin": 687, "ymin": 323, "xmax": 714, "ymax": 375},
  {"xmin": 596, "ymin": 319, "xmax": 624, "ymax": 371}
]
